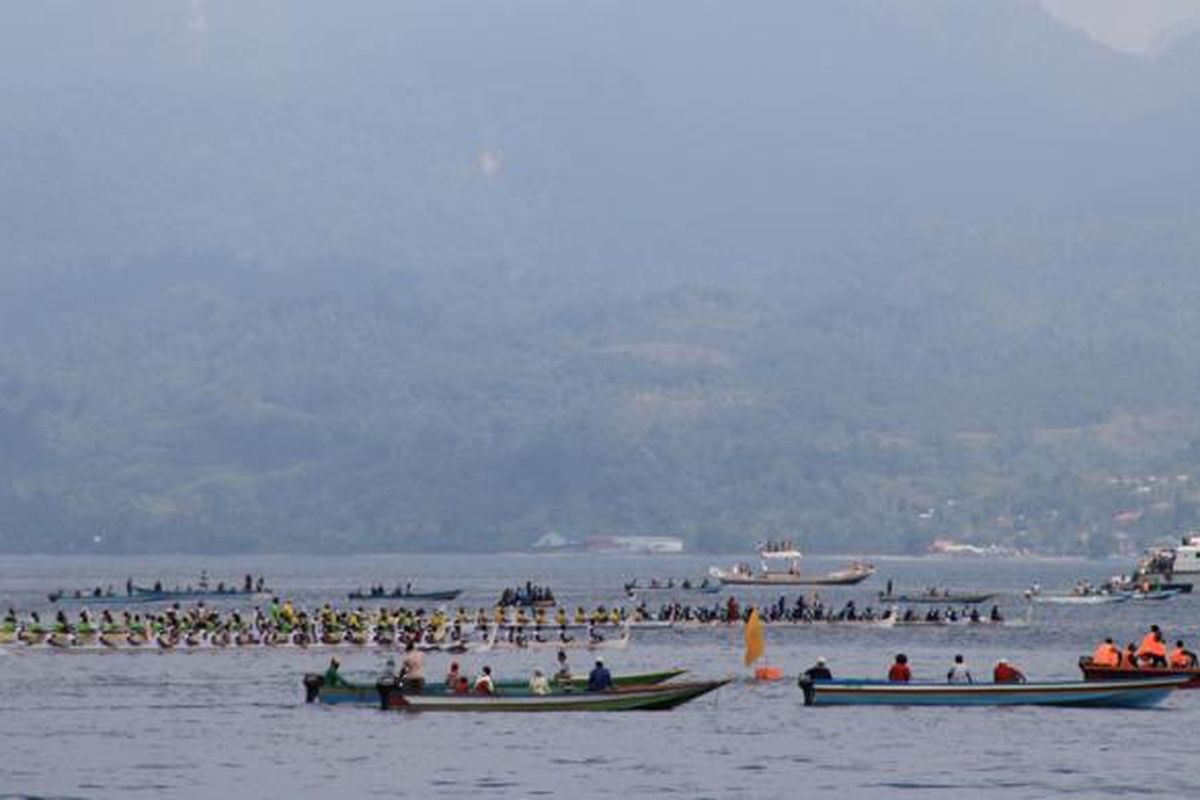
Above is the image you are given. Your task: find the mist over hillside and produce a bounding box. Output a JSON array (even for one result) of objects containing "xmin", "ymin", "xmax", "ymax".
[{"xmin": 2, "ymin": 1, "xmax": 1200, "ymax": 554}]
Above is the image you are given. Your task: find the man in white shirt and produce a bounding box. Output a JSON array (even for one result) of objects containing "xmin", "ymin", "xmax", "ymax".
[{"xmin": 946, "ymin": 653, "xmax": 973, "ymax": 684}]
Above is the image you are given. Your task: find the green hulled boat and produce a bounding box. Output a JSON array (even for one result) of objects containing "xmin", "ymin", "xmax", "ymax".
[{"xmin": 304, "ymin": 668, "xmax": 687, "ymax": 704}]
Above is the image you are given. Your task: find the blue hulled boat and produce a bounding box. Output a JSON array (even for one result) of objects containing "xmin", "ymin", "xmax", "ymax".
[{"xmin": 798, "ymin": 676, "xmax": 1187, "ymax": 708}]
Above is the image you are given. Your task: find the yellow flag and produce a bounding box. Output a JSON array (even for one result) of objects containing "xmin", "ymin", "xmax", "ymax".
[{"xmin": 743, "ymin": 607, "xmax": 765, "ymax": 666}]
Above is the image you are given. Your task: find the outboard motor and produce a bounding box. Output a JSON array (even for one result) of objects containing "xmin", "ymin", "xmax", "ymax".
[
  {"xmin": 302, "ymin": 674, "xmax": 324, "ymax": 703},
  {"xmin": 797, "ymin": 676, "xmax": 816, "ymax": 706}
]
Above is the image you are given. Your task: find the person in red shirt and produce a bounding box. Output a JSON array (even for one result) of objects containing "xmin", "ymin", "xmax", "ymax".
[
  {"xmin": 992, "ymin": 658, "xmax": 1026, "ymax": 683},
  {"xmin": 887, "ymin": 653, "xmax": 912, "ymax": 682}
]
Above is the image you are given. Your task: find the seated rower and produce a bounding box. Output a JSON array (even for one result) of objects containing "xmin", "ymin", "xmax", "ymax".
[
  {"xmin": 529, "ymin": 669, "xmax": 551, "ymax": 695},
  {"xmin": 1137, "ymin": 628, "xmax": 1168, "ymax": 668},
  {"xmin": 1170, "ymin": 640, "xmax": 1198, "ymax": 669},
  {"xmin": 1121, "ymin": 643, "xmax": 1139, "ymax": 669},
  {"xmin": 804, "ymin": 657, "xmax": 833, "ymax": 682},
  {"xmin": 587, "ymin": 658, "xmax": 613, "ymax": 692},
  {"xmin": 992, "ymin": 658, "xmax": 1026, "ymax": 684},
  {"xmin": 553, "ymin": 649, "xmax": 573, "ymax": 683},
  {"xmin": 444, "ymin": 661, "xmax": 462, "ymax": 690},
  {"xmin": 454, "ymin": 676, "xmax": 471, "ymax": 695},
  {"xmin": 887, "ymin": 653, "xmax": 911, "ymax": 683},
  {"xmin": 1091, "ymin": 637, "xmax": 1121, "ymax": 667},
  {"xmin": 946, "ymin": 654, "xmax": 973, "ymax": 684},
  {"xmin": 474, "ymin": 666, "xmax": 496, "ymax": 695}
]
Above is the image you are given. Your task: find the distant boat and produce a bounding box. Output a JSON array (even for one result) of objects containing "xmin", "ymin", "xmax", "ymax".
[
  {"xmin": 346, "ymin": 587, "xmax": 462, "ymax": 602},
  {"xmin": 877, "ymin": 591, "xmax": 995, "ymax": 604},
  {"xmin": 709, "ymin": 560, "xmax": 875, "ymax": 586},
  {"xmin": 1027, "ymin": 592, "xmax": 1129, "ymax": 606},
  {"xmin": 376, "ymin": 679, "xmax": 729, "ymax": 712},
  {"xmin": 797, "ymin": 676, "xmax": 1187, "ymax": 707}
]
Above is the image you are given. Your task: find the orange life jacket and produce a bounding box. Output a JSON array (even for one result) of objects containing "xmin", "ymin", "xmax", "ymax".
[
  {"xmin": 1121, "ymin": 649, "xmax": 1139, "ymax": 669},
  {"xmin": 1091, "ymin": 643, "xmax": 1120, "ymax": 668},
  {"xmin": 1138, "ymin": 634, "xmax": 1166, "ymax": 660},
  {"xmin": 1170, "ymin": 648, "xmax": 1193, "ymax": 669}
]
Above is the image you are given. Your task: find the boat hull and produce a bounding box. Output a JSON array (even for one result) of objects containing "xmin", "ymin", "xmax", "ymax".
[
  {"xmin": 378, "ymin": 679, "xmax": 728, "ymax": 712},
  {"xmin": 878, "ymin": 593, "xmax": 994, "ymax": 604},
  {"xmin": 716, "ymin": 572, "xmax": 873, "ymax": 586},
  {"xmin": 306, "ymin": 669, "xmax": 689, "ymax": 704},
  {"xmin": 1078, "ymin": 659, "xmax": 1200, "ymax": 689},
  {"xmin": 348, "ymin": 589, "xmax": 463, "ymax": 602},
  {"xmin": 798, "ymin": 676, "xmax": 1186, "ymax": 707}
]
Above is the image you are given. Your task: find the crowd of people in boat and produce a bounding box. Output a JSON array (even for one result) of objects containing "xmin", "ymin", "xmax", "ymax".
[
  {"xmin": 1088, "ymin": 625, "xmax": 1198, "ymax": 669},
  {"xmin": 352, "ymin": 583, "xmax": 419, "ymax": 599},
  {"xmin": 757, "ymin": 539, "xmax": 800, "ymax": 554},
  {"xmin": 497, "ymin": 583, "xmax": 556, "ymax": 607},
  {"xmin": 49, "ymin": 574, "xmax": 267, "ymax": 600},
  {"xmin": 623, "ymin": 577, "xmax": 714, "ymax": 592},
  {"xmin": 323, "ymin": 646, "xmax": 616, "ymax": 696},
  {"xmin": 0, "ymin": 601, "xmax": 637, "ymax": 649},
  {"xmin": 801, "ymin": 652, "xmax": 1028, "ymax": 684},
  {"xmin": 651, "ymin": 595, "xmax": 1005, "ymax": 625},
  {"xmin": 3, "ymin": 591, "xmax": 1017, "ymax": 649}
]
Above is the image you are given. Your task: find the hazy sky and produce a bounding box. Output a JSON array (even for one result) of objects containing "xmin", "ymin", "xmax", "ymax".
[{"xmin": 1043, "ymin": 0, "xmax": 1200, "ymax": 52}]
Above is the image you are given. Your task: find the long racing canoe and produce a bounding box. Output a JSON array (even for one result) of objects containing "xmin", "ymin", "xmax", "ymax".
[{"xmin": 797, "ymin": 676, "xmax": 1187, "ymax": 707}]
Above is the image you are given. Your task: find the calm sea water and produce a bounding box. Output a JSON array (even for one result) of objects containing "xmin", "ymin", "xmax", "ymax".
[{"xmin": 1, "ymin": 553, "xmax": 1198, "ymax": 799}]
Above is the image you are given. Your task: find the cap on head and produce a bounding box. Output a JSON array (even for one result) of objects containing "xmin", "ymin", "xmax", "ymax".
[
  {"xmin": 596, "ymin": 658, "xmax": 604, "ymax": 665},
  {"xmin": 816, "ymin": 657, "xmax": 827, "ymax": 666}
]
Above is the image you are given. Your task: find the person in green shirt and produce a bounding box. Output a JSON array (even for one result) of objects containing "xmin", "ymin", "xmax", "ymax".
[{"xmin": 324, "ymin": 657, "xmax": 346, "ymax": 688}]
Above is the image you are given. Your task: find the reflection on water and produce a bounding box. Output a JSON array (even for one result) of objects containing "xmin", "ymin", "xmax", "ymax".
[{"xmin": 0, "ymin": 554, "xmax": 1195, "ymax": 798}]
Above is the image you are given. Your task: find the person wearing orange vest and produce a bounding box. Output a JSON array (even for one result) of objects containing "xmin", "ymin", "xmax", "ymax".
[
  {"xmin": 1091, "ymin": 638, "xmax": 1121, "ymax": 668},
  {"xmin": 1169, "ymin": 640, "xmax": 1198, "ymax": 669},
  {"xmin": 1137, "ymin": 626, "xmax": 1168, "ymax": 667},
  {"xmin": 1120, "ymin": 643, "xmax": 1140, "ymax": 669}
]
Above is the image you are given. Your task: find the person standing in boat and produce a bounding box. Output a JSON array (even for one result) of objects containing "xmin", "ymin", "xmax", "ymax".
[
  {"xmin": 946, "ymin": 654, "xmax": 973, "ymax": 684},
  {"xmin": 992, "ymin": 659, "xmax": 1026, "ymax": 683},
  {"xmin": 400, "ymin": 640, "xmax": 425, "ymax": 693}
]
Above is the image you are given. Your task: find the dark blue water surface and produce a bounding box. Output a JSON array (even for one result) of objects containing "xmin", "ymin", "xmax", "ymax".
[{"xmin": 1, "ymin": 553, "xmax": 1198, "ymax": 799}]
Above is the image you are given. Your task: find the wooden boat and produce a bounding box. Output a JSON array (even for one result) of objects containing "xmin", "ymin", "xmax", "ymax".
[
  {"xmin": 132, "ymin": 586, "xmax": 271, "ymax": 602},
  {"xmin": 797, "ymin": 675, "xmax": 1187, "ymax": 707},
  {"xmin": 305, "ymin": 668, "xmax": 688, "ymax": 704},
  {"xmin": 1078, "ymin": 657, "xmax": 1200, "ymax": 688},
  {"xmin": 878, "ymin": 591, "xmax": 994, "ymax": 604},
  {"xmin": 623, "ymin": 579, "xmax": 720, "ymax": 594},
  {"xmin": 709, "ymin": 561, "xmax": 875, "ymax": 586},
  {"xmin": 377, "ymin": 679, "xmax": 729, "ymax": 712},
  {"xmin": 476, "ymin": 628, "xmax": 631, "ymax": 653},
  {"xmin": 1027, "ymin": 592, "xmax": 1129, "ymax": 605},
  {"xmin": 347, "ymin": 588, "xmax": 463, "ymax": 602}
]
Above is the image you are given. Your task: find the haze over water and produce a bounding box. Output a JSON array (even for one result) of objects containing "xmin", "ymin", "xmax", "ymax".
[{"xmin": 2, "ymin": 554, "xmax": 1197, "ymax": 798}]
